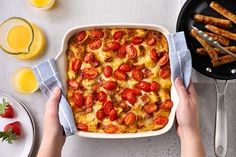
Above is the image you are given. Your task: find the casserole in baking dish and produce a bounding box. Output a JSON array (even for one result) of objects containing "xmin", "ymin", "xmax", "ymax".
[{"xmin": 56, "ymin": 24, "xmax": 179, "ymax": 138}]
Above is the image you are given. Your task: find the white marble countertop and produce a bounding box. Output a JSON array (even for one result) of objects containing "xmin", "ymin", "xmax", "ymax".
[{"xmin": 0, "ymin": 0, "xmax": 236, "ymax": 156}]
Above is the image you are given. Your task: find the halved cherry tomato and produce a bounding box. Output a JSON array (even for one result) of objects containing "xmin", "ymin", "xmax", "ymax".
[
  {"xmin": 103, "ymin": 101, "xmax": 114, "ymax": 115},
  {"xmin": 150, "ymin": 81, "xmax": 160, "ymax": 92},
  {"xmin": 121, "ymin": 88, "xmax": 133, "ymax": 100},
  {"xmin": 146, "ymin": 37, "xmax": 156, "ymax": 46},
  {"xmin": 68, "ymin": 80, "xmax": 79, "ymax": 89},
  {"xmin": 71, "ymin": 59, "xmax": 81, "ymax": 72},
  {"xmin": 109, "ymin": 109, "xmax": 118, "ymax": 121},
  {"xmin": 82, "ymin": 67, "xmax": 98, "ymax": 79},
  {"xmin": 84, "ymin": 95, "xmax": 93, "ymax": 108},
  {"xmin": 126, "ymin": 44, "xmax": 137, "ymax": 59},
  {"xmin": 126, "ymin": 91, "xmax": 137, "ymax": 104},
  {"xmin": 76, "ymin": 31, "xmax": 86, "ymax": 42},
  {"xmin": 136, "ymin": 81, "xmax": 151, "ymax": 92},
  {"xmin": 150, "ymin": 48, "xmax": 158, "ymax": 62},
  {"xmin": 121, "ymin": 88, "xmax": 137, "ymax": 104},
  {"xmin": 103, "ymin": 124, "xmax": 118, "ymax": 134},
  {"xmin": 89, "ymin": 39, "xmax": 102, "ymax": 50},
  {"xmin": 103, "ymin": 81, "xmax": 117, "ymax": 90},
  {"xmin": 96, "ymin": 91, "xmax": 107, "ymax": 103},
  {"xmin": 133, "ymin": 87, "xmax": 142, "ymax": 96},
  {"xmin": 84, "ymin": 52, "xmax": 95, "ymax": 63},
  {"xmin": 143, "ymin": 103, "xmax": 157, "ymax": 114},
  {"xmin": 119, "ymin": 63, "xmax": 131, "ymax": 72},
  {"xmin": 124, "ymin": 112, "xmax": 136, "ymax": 125},
  {"xmin": 103, "ymin": 66, "xmax": 113, "ymax": 78},
  {"xmin": 116, "ymin": 43, "xmax": 127, "ymax": 58},
  {"xmin": 105, "ymin": 41, "xmax": 121, "ymax": 51},
  {"xmin": 157, "ymin": 54, "xmax": 169, "ymax": 66},
  {"xmin": 73, "ymin": 92, "xmax": 84, "ymax": 107},
  {"xmin": 160, "ymin": 100, "xmax": 173, "ymax": 110},
  {"xmin": 114, "ymin": 69, "xmax": 126, "ymax": 80},
  {"xmin": 131, "ymin": 36, "xmax": 143, "ymax": 45},
  {"xmin": 113, "ymin": 31, "xmax": 125, "ymax": 40},
  {"xmin": 132, "ymin": 69, "xmax": 143, "ymax": 81},
  {"xmin": 96, "ymin": 109, "xmax": 105, "ymax": 120},
  {"xmin": 160, "ymin": 67, "xmax": 170, "ymax": 79},
  {"xmin": 77, "ymin": 123, "xmax": 88, "ymax": 131},
  {"xmin": 91, "ymin": 29, "xmax": 104, "ymax": 38},
  {"xmin": 154, "ymin": 116, "xmax": 168, "ymax": 125}
]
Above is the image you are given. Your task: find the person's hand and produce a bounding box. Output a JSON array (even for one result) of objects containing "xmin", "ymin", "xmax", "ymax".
[
  {"xmin": 175, "ymin": 77, "xmax": 205, "ymax": 157},
  {"xmin": 37, "ymin": 87, "xmax": 66, "ymax": 157},
  {"xmin": 175, "ymin": 77, "xmax": 200, "ymax": 139}
]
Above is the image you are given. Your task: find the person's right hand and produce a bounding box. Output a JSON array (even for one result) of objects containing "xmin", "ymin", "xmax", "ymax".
[
  {"xmin": 174, "ymin": 77, "xmax": 205, "ymax": 157},
  {"xmin": 175, "ymin": 77, "xmax": 200, "ymax": 140}
]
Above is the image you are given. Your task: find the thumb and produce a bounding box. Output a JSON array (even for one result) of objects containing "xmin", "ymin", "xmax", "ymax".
[
  {"xmin": 175, "ymin": 77, "xmax": 189, "ymax": 103},
  {"xmin": 45, "ymin": 87, "xmax": 61, "ymax": 114}
]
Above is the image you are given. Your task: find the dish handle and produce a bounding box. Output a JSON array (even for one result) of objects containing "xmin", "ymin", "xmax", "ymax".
[{"xmin": 214, "ymin": 80, "xmax": 228, "ymax": 157}]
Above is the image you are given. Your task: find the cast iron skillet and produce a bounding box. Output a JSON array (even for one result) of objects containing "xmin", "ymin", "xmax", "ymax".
[
  {"xmin": 176, "ymin": 0, "xmax": 236, "ymax": 80},
  {"xmin": 177, "ymin": 0, "xmax": 236, "ymax": 157}
]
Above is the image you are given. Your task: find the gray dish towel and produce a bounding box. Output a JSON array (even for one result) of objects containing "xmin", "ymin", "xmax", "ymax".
[
  {"xmin": 167, "ymin": 31, "xmax": 192, "ymax": 88},
  {"xmin": 32, "ymin": 58, "xmax": 77, "ymax": 136}
]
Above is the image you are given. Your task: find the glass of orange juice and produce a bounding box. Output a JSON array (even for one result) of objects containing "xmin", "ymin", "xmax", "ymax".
[
  {"xmin": 12, "ymin": 67, "xmax": 39, "ymax": 94},
  {"xmin": 0, "ymin": 17, "xmax": 46, "ymax": 60},
  {"xmin": 28, "ymin": 0, "xmax": 55, "ymax": 9}
]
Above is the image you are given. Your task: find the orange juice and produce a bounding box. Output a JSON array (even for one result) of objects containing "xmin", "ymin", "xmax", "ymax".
[
  {"xmin": 7, "ymin": 25, "xmax": 32, "ymax": 51},
  {"xmin": 13, "ymin": 67, "xmax": 38, "ymax": 94},
  {"xmin": 6, "ymin": 23, "xmax": 46, "ymax": 60},
  {"xmin": 29, "ymin": 0, "xmax": 55, "ymax": 9},
  {"xmin": 16, "ymin": 24, "xmax": 46, "ymax": 60}
]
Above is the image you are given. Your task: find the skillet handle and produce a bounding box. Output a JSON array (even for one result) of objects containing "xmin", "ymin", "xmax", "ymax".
[{"xmin": 214, "ymin": 80, "xmax": 228, "ymax": 157}]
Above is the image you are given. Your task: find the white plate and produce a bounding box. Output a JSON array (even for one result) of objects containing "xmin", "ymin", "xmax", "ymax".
[
  {"xmin": 0, "ymin": 92, "xmax": 35, "ymax": 157},
  {"xmin": 56, "ymin": 24, "xmax": 179, "ymax": 139}
]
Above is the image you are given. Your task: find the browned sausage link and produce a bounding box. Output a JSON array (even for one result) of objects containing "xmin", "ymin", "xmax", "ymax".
[
  {"xmin": 212, "ymin": 55, "xmax": 236, "ymax": 67},
  {"xmin": 204, "ymin": 32, "xmax": 230, "ymax": 46},
  {"xmin": 205, "ymin": 24, "xmax": 236, "ymax": 41},
  {"xmin": 194, "ymin": 14, "xmax": 232, "ymax": 28},
  {"xmin": 196, "ymin": 48, "xmax": 208, "ymax": 55},
  {"xmin": 190, "ymin": 29, "xmax": 219, "ymax": 60},
  {"xmin": 196, "ymin": 46, "xmax": 236, "ymax": 56},
  {"xmin": 210, "ymin": 1, "xmax": 236, "ymax": 24}
]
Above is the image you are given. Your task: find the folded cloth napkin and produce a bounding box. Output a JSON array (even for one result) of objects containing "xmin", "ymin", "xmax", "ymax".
[
  {"xmin": 32, "ymin": 58, "xmax": 77, "ymax": 136},
  {"xmin": 167, "ymin": 31, "xmax": 192, "ymax": 88}
]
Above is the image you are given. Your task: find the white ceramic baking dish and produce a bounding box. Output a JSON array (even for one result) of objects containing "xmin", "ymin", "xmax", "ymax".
[{"xmin": 55, "ymin": 24, "xmax": 179, "ymax": 139}]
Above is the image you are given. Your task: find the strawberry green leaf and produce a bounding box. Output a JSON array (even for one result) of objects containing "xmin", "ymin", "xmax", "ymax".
[
  {"xmin": 0, "ymin": 98, "xmax": 10, "ymax": 115},
  {"xmin": 0, "ymin": 128, "xmax": 18, "ymax": 144}
]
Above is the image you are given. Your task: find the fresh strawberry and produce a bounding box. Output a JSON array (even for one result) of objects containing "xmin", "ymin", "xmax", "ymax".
[
  {"xmin": 0, "ymin": 121, "xmax": 21, "ymax": 144},
  {"xmin": 0, "ymin": 98, "xmax": 14, "ymax": 118}
]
